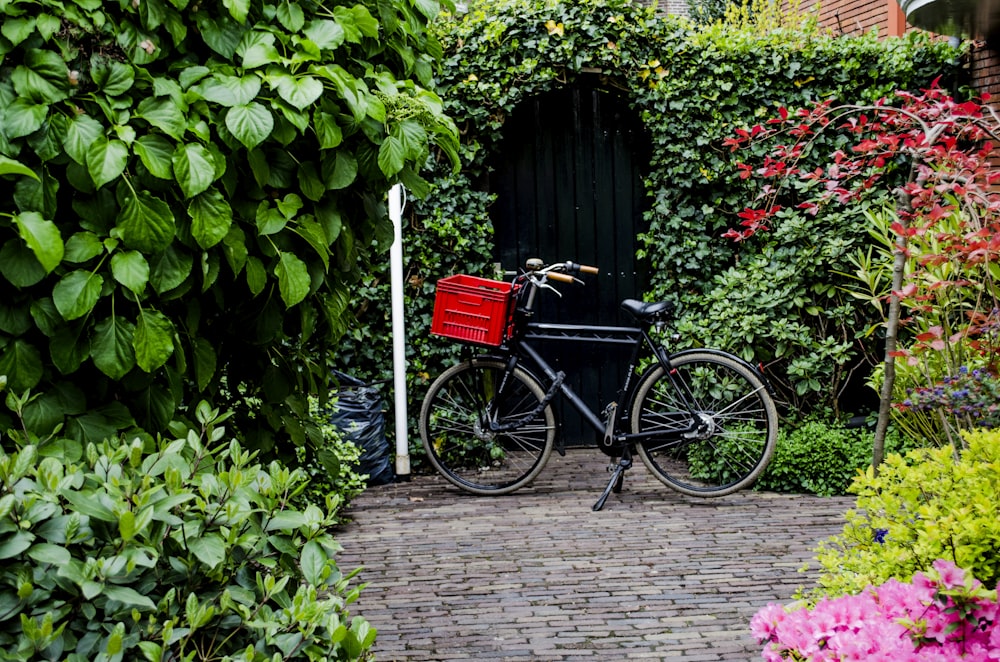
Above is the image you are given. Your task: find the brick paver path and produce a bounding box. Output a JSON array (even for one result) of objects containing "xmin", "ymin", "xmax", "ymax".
[{"xmin": 336, "ymin": 448, "xmax": 854, "ymax": 661}]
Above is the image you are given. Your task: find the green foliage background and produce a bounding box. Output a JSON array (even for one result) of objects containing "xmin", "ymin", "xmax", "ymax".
[
  {"xmin": 341, "ymin": 0, "xmax": 963, "ymax": 448},
  {"xmin": 0, "ymin": 0, "xmax": 458, "ymax": 456}
]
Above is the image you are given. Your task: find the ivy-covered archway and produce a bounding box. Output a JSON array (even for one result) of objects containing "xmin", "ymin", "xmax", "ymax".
[{"xmin": 346, "ymin": 0, "xmax": 964, "ymax": 434}]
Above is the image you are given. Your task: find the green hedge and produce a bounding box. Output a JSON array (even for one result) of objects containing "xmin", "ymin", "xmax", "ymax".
[
  {"xmin": 0, "ymin": 402, "xmax": 374, "ymax": 661},
  {"xmin": 813, "ymin": 428, "xmax": 1000, "ymax": 596},
  {"xmin": 340, "ymin": 0, "xmax": 962, "ymax": 457}
]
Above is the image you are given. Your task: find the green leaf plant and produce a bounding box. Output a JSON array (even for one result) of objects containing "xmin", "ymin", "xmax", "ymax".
[
  {"xmin": 0, "ymin": 399, "xmax": 375, "ymax": 661},
  {"xmin": 0, "ymin": 0, "xmax": 459, "ymax": 456}
]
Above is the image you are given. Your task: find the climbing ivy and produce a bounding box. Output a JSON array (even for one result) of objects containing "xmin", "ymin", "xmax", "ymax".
[{"xmin": 340, "ymin": 0, "xmax": 963, "ymax": 435}]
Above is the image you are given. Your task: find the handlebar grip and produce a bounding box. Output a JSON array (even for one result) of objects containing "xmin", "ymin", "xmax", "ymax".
[
  {"xmin": 547, "ymin": 272, "xmax": 576, "ymax": 283},
  {"xmin": 578, "ymin": 264, "xmax": 599, "ymax": 275}
]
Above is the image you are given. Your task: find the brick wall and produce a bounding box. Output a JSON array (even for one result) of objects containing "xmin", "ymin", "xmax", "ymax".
[
  {"xmin": 969, "ymin": 41, "xmax": 1000, "ymax": 100},
  {"xmin": 799, "ymin": 0, "xmax": 903, "ymax": 36},
  {"xmin": 799, "ymin": 0, "xmax": 1000, "ymax": 102}
]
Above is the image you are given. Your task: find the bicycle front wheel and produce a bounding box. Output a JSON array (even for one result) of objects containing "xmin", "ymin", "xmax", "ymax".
[
  {"xmin": 631, "ymin": 351, "xmax": 777, "ymax": 497},
  {"xmin": 419, "ymin": 357, "xmax": 556, "ymax": 495}
]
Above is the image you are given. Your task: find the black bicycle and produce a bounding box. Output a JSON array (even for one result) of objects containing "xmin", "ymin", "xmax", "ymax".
[{"xmin": 419, "ymin": 259, "xmax": 778, "ymax": 510}]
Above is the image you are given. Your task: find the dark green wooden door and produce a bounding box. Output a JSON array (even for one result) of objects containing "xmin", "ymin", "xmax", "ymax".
[{"xmin": 490, "ymin": 84, "xmax": 650, "ymax": 446}]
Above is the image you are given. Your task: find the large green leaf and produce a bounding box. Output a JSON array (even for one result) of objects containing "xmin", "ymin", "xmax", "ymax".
[
  {"xmin": 104, "ymin": 585, "xmax": 156, "ymax": 611},
  {"xmin": 226, "ymin": 103, "xmax": 274, "ymax": 149},
  {"xmin": 223, "ymin": 0, "xmax": 250, "ymax": 22},
  {"xmin": 195, "ymin": 14, "xmax": 245, "ymax": 58},
  {"xmin": 5, "ymin": 97, "xmax": 47, "ymax": 139},
  {"xmin": 292, "ymin": 216, "xmax": 331, "ymax": 270},
  {"xmin": 91, "ymin": 58, "xmax": 135, "ymax": 96},
  {"xmin": 60, "ymin": 491, "xmax": 116, "ymax": 522},
  {"xmin": 13, "ymin": 211, "xmax": 63, "ymax": 273},
  {"xmin": 134, "ymin": 308, "xmax": 174, "ymax": 372},
  {"xmin": 90, "ymin": 315, "xmax": 136, "ymax": 379},
  {"xmin": 413, "ymin": 0, "xmax": 440, "ymax": 19},
  {"xmin": 0, "ymin": 531, "xmax": 35, "ymax": 560},
  {"xmin": 245, "ymin": 256, "xmax": 266, "ymax": 295},
  {"xmin": 312, "ymin": 111, "xmax": 343, "ymax": 149},
  {"xmin": 188, "ymin": 533, "xmax": 226, "ymax": 568},
  {"xmin": 52, "ymin": 270, "xmax": 103, "ymax": 321},
  {"xmin": 198, "ymin": 74, "xmax": 261, "ymax": 106},
  {"xmin": 275, "ymin": 252, "xmax": 310, "ymax": 307},
  {"xmin": 323, "ymin": 152, "xmax": 357, "ymax": 189},
  {"xmin": 189, "ymin": 189, "xmax": 233, "ymax": 249},
  {"xmin": 303, "ymin": 19, "xmax": 345, "ymax": 50},
  {"xmin": 27, "ymin": 542, "xmax": 72, "ymax": 566},
  {"xmin": 63, "ymin": 115, "xmax": 106, "ymax": 165},
  {"xmin": 117, "ymin": 191, "xmax": 176, "ymax": 253},
  {"xmin": 256, "ymin": 203, "xmax": 287, "ymax": 235},
  {"xmin": 0, "ymin": 339, "xmax": 43, "ymax": 391},
  {"xmin": 134, "ymin": 135, "xmax": 175, "ymax": 179},
  {"xmin": 0, "ymin": 241, "xmax": 46, "ymax": 287},
  {"xmin": 86, "ymin": 138, "xmax": 129, "ymax": 189},
  {"xmin": 239, "ymin": 31, "xmax": 279, "ymax": 68},
  {"xmin": 172, "ymin": 143, "xmax": 216, "ymax": 198},
  {"xmin": 1, "ymin": 17, "xmax": 35, "ymax": 45},
  {"xmin": 299, "ymin": 540, "xmax": 328, "ymax": 586},
  {"xmin": 49, "ymin": 325, "xmax": 89, "ymax": 374},
  {"xmin": 0, "ymin": 155, "xmax": 40, "ymax": 179},
  {"xmin": 276, "ymin": 0, "xmax": 305, "ymax": 30},
  {"xmin": 110, "ymin": 251, "xmax": 150, "ymax": 294},
  {"xmin": 192, "ymin": 337, "xmax": 216, "ymax": 390},
  {"xmin": 150, "ymin": 246, "xmax": 193, "ymax": 294},
  {"xmin": 377, "ymin": 134, "xmax": 405, "ymax": 177},
  {"xmin": 273, "ymin": 74, "xmax": 324, "ymax": 110},
  {"xmin": 136, "ymin": 97, "xmax": 186, "ymax": 140},
  {"xmin": 64, "ymin": 231, "xmax": 103, "ymax": 263}
]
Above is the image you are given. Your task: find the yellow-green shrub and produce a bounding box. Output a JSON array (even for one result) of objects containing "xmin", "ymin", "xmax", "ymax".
[{"xmin": 813, "ymin": 428, "xmax": 1000, "ymax": 597}]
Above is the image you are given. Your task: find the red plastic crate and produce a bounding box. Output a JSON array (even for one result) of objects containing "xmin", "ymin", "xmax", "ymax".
[{"xmin": 431, "ymin": 275, "xmax": 516, "ymax": 347}]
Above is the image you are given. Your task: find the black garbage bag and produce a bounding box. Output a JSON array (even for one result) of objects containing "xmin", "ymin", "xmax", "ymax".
[{"xmin": 328, "ymin": 371, "xmax": 395, "ymax": 486}]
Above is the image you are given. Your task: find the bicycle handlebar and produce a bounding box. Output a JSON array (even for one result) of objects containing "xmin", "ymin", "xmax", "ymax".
[
  {"xmin": 546, "ymin": 272, "xmax": 577, "ymax": 283},
  {"xmin": 522, "ymin": 259, "xmax": 599, "ymax": 277}
]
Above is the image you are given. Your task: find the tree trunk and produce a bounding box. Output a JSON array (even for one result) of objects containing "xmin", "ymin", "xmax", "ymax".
[{"xmin": 872, "ymin": 166, "xmax": 917, "ymax": 473}]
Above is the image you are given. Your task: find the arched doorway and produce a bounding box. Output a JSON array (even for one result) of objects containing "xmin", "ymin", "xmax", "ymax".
[{"xmin": 490, "ymin": 83, "xmax": 651, "ymax": 446}]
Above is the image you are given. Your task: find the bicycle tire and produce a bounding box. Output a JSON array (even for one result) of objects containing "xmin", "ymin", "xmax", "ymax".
[
  {"xmin": 419, "ymin": 357, "xmax": 556, "ymax": 495},
  {"xmin": 630, "ymin": 351, "xmax": 777, "ymax": 497}
]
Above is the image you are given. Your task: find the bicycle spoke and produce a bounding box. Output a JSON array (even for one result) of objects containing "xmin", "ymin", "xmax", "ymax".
[
  {"xmin": 420, "ymin": 359, "xmax": 555, "ymax": 495},
  {"xmin": 632, "ymin": 353, "xmax": 777, "ymax": 497}
]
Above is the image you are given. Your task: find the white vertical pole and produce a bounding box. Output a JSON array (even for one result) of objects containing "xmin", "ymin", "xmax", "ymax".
[{"xmin": 388, "ymin": 184, "xmax": 410, "ymax": 480}]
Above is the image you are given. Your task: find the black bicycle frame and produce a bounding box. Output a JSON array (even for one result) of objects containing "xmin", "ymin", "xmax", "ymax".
[{"xmin": 487, "ymin": 319, "xmax": 703, "ymax": 445}]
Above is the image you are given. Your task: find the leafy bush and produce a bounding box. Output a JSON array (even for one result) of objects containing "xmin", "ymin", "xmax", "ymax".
[
  {"xmin": 0, "ymin": 0, "xmax": 458, "ymax": 456},
  {"xmin": 749, "ymin": 418, "xmax": 916, "ymax": 496},
  {"xmin": 686, "ymin": 416, "xmax": 915, "ymax": 496},
  {"xmin": 813, "ymin": 428, "xmax": 1000, "ymax": 597},
  {"xmin": 753, "ymin": 560, "xmax": 1000, "ymax": 660},
  {"xmin": 0, "ymin": 401, "xmax": 374, "ymax": 661}
]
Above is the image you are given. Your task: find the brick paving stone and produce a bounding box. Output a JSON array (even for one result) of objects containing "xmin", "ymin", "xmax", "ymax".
[{"xmin": 335, "ymin": 448, "xmax": 853, "ymax": 661}]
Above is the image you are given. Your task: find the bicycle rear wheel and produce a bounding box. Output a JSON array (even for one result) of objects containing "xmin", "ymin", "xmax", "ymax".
[
  {"xmin": 631, "ymin": 351, "xmax": 777, "ymax": 497},
  {"xmin": 419, "ymin": 357, "xmax": 556, "ymax": 495}
]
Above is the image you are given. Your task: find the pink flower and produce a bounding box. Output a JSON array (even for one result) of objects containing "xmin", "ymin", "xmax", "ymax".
[
  {"xmin": 932, "ymin": 558, "xmax": 972, "ymax": 590},
  {"xmin": 752, "ymin": 559, "xmax": 1000, "ymax": 661}
]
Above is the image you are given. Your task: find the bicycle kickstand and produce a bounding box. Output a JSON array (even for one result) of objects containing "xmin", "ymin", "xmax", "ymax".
[{"xmin": 593, "ymin": 451, "xmax": 632, "ymax": 512}]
